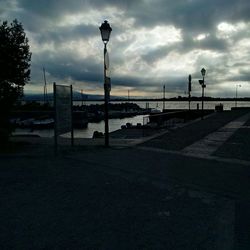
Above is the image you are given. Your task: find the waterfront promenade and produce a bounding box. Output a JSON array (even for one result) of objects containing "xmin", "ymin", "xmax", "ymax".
[{"xmin": 1, "ymin": 109, "xmax": 250, "ymax": 249}]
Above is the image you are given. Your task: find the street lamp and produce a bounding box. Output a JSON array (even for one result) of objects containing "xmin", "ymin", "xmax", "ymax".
[
  {"xmin": 188, "ymin": 74, "xmax": 192, "ymax": 111},
  {"xmin": 235, "ymin": 84, "xmax": 241, "ymax": 108},
  {"xmin": 99, "ymin": 20, "xmax": 112, "ymax": 147},
  {"xmin": 199, "ymin": 68, "xmax": 206, "ymax": 119},
  {"xmin": 163, "ymin": 84, "xmax": 166, "ymax": 111}
]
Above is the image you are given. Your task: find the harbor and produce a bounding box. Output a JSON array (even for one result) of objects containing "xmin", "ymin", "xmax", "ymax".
[{"xmin": 10, "ymin": 100, "xmax": 250, "ymax": 139}]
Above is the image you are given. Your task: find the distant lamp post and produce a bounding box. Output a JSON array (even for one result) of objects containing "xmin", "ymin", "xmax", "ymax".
[
  {"xmin": 99, "ymin": 20, "xmax": 112, "ymax": 147},
  {"xmin": 163, "ymin": 84, "xmax": 166, "ymax": 111},
  {"xmin": 199, "ymin": 68, "xmax": 206, "ymax": 119},
  {"xmin": 81, "ymin": 89, "xmax": 84, "ymax": 106},
  {"xmin": 235, "ymin": 84, "xmax": 241, "ymax": 108},
  {"xmin": 188, "ymin": 75, "xmax": 192, "ymax": 111}
]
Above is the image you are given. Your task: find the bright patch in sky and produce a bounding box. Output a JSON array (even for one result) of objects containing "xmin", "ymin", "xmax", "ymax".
[
  {"xmin": 194, "ymin": 33, "xmax": 210, "ymax": 41},
  {"xmin": 125, "ymin": 25, "xmax": 182, "ymax": 53},
  {"xmin": 216, "ymin": 21, "xmax": 247, "ymax": 39}
]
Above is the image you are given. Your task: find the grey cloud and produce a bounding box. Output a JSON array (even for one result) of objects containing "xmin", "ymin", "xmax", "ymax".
[
  {"xmin": 2, "ymin": 0, "xmax": 250, "ymax": 96},
  {"xmin": 141, "ymin": 45, "xmax": 171, "ymax": 64},
  {"xmin": 129, "ymin": 0, "xmax": 250, "ymax": 31},
  {"xmin": 112, "ymin": 74, "xmax": 187, "ymax": 93},
  {"xmin": 32, "ymin": 48, "xmax": 102, "ymax": 84},
  {"xmin": 182, "ymin": 31, "xmax": 228, "ymax": 51},
  {"xmin": 140, "ymin": 33, "xmax": 228, "ymax": 67},
  {"xmin": 17, "ymin": 0, "xmax": 86, "ymax": 17},
  {"xmin": 228, "ymin": 73, "xmax": 250, "ymax": 82},
  {"xmin": 13, "ymin": 0, "xmax": 250, "ymax": 34},
  {"xmin": 33, "ymin": 24, "xmax": 98, "ymax": 44},
  {"xmin": 232, "ymin": 62, "xmax": 249, "ymax": 67}
]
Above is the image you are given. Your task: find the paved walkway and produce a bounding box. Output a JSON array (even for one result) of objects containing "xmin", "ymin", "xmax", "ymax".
[
  {"xmin": 1, "ymin": 109, "xmax": 250, "ymax": 249},
  {"xmin": 138, "ymin": 110, "xmax": 250, "ymax": 167},
  {"xmin": 181, "ymin": 112, "xmax": 250, "ymax": 157}
]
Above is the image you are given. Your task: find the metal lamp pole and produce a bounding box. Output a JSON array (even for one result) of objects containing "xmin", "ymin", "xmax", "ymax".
[
  {"xmin": 99, "ymin": 20, "xmax": 112, "ymax": 147},
  {"xmin": 103, "ymin": 42, "xmax": 109, "ymax": 147},
  {"xmin": 200, "ymin": 68, "xmax": 206, "ymax": 119},
  {"xmin": 163, "ymin": 84, "xmax": 165, "ymax": 111},
  {"xmin": 188, "ymin": 74, "xmax": 192, "ymax": 111}
]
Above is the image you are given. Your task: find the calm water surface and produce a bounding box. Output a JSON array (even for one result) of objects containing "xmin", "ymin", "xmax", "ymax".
[{"xmin": 15, "ymin": 115, "xmax": 145, "ymax": 138}]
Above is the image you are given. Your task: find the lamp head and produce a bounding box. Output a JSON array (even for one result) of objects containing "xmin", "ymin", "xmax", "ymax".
[
  {"xmin": 99, "ymin": 20, "xmax": 112, "ymax": 44},
  {"xmin": 201, "ymin": 68, "xmax": 206, "ymax": 77}
]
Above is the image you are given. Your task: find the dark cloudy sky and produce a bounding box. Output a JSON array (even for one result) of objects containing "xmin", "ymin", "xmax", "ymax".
[{"xmin": 1, "ymin": 0, "xmax": 250, "ymax": 97}]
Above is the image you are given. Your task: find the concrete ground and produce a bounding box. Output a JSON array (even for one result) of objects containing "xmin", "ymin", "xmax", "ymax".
[{"xmin": 1, "ymin": 109, "xmax": 250, "ymax": 249}]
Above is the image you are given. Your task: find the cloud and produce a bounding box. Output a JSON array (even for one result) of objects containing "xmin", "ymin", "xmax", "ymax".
[{"xmin": 1, "ymin": 0, "xmax": 250, "ymax": 97}]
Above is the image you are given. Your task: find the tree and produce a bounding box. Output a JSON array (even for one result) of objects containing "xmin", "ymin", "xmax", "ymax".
[{"xmin": 0, "ymin": 19, "xmax": 31, "ymax": 143}]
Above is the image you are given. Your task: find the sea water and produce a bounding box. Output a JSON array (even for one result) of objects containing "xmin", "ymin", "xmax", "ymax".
[{"xmin": 14, "ymin": 101, "xmax": 250, "ymax": 138}]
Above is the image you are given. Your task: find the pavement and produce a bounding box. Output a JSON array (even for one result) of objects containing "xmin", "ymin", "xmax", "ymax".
[{"xmin": 1, "ymin": 109, "xmax": 250, "ymax": 249}]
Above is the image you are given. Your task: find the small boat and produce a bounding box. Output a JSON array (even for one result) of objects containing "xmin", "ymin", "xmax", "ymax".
[
  {"xmin": 17, "ymin": 118, "xmax": 35, "ymax": 128},
  {"xmin": 32, "ymin": 118, "xmax": 54, "ymax": 129},
  {"xmin": 150, "ymin": 108, "xmax": 161, "ymax": 114}
]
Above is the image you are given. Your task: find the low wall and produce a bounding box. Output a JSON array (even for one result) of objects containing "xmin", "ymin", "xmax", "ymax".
[{"xmin": 148, "ymin": 110, "xmax": 214, "ymax": 126}]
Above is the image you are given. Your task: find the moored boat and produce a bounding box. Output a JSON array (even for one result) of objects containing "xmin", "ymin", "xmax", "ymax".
[{"xmin": 32, "ymin": 118, "xmax": 54, "ymax": 129}]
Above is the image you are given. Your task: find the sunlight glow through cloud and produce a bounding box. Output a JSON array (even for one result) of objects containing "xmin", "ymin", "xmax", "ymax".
[
  {"xmin": 194, "ymin": 33, "xmax": 210, "ymax": 41},
  {"xmin": 216, "ymin": 21, "xmax": 247, "ymax": 39},
  {"xmin": 125, "ymin": 25, "xmax": 182, "ymax": 53}
]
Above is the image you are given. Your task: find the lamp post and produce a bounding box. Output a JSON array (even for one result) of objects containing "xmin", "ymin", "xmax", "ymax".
[
  {"xmin": 200, "ymin": 68, "xmax": 206, "ymax": 119},
  {"xmin": 188, "ymin": 75, "xmax": 192, "ymax": 111},
  {"xmin": 235, "ymin": 84, "xmax": 241, "ymax": 108},
  {"xmin": 81, "ymin": 89, "xmax": 83, "ymax": 106},
  {"xmin": 99, "ymin": 20, "xmax": 112, "ymax": 147},
  {"xmin": 163, "ymin": 84, "xmax": 166, "ymax": 111}
]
